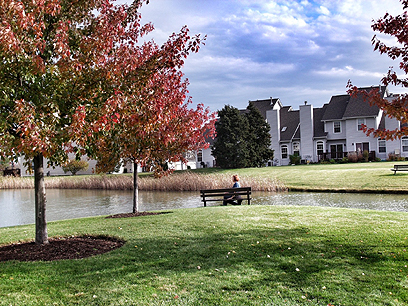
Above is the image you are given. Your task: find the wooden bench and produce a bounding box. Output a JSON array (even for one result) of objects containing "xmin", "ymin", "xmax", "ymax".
[
  {"xmin": 391, "ymin": 164, "xmax": 408, "ymax": 174},
  {"xmin": 200, "ymin": 187, "xmax": 251, "ymax": 207}
]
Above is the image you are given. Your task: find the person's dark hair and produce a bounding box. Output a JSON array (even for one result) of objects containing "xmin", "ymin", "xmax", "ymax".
[{"xmin": 233, "ymin": 175, "xmax": 239, "ymax": 182}]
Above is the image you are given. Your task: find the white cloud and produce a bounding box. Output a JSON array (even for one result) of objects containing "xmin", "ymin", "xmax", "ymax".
[
  {"xmin": 118, "ymin": 0, "xmax": 406, "ymax": 111},
  {"xmin": 314, "ymin": 66, "xmax": 384, "ymax": 78},
  {"xmin": 318, "ymin": 6, "xmax": 330, "ymax": 16},
  {"xmin": 184, "ymin": 55, "xmax": 296, "ymax": 77}
]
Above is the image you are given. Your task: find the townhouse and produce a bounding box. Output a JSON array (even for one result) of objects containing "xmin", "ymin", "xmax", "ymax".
[{"xmin": 263, "ymin": 86, "xmax": 406, "ymax": 166}]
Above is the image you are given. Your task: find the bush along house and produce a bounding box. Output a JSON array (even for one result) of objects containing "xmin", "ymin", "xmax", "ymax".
[{"xmin": 264, "ymin": 86, "xmax": 407, "ymax": 166}]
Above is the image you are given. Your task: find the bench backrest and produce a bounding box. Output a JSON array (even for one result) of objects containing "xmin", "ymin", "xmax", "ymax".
[
  {"xmin": 200, "ymin": 187, "xmax": 251, "ymax": 207},
  {"xmin": 200, "ymin": 187, "xmax": 251, "ymax": 196},
  {"xmin": 394, "ymin": 165, "xmax": 408, "ymax": 169}
]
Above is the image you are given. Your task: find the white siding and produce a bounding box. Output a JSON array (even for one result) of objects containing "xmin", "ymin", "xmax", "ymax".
[{"xmin": 299, "ymin": 104, "xmax": 314, "ymax": 161}]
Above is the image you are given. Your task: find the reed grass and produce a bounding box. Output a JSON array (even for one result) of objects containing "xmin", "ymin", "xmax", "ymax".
[
  {"xmin": 0, "ymin": 176, "xmax": 33, "ymax": 189},
  {"xmin": 0, "ymin": 172, "xmax": 287, "ymax": 192},
  {"xmin": 139, "ymin": 172, "xmax": 287, "ymax": 192}
]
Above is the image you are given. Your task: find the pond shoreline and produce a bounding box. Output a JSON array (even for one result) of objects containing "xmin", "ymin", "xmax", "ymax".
[
  {"xmin": 289, "ymin": 187, "xmax": 408, "ymax": 194},
  {"xmin": 2, "ymin": 189, "xmax": 408, "ymax": 229}
]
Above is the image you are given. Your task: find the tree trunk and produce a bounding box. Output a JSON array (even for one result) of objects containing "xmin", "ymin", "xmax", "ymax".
[
  {"xmin": 34, "ymin": 153, "xmax": 48, "ymax": 244},
  {"xmin": 133, "ymin": 161, "xmax": 139, "ymax": 213}
]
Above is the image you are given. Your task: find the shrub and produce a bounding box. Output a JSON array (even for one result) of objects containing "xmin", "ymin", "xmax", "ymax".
[
  {"xmin": 357, "ymin": 151, "xmax": 364, "ymax": 162},
  {"xmin": 62, "ymin": 159, "xmax": 89, "ymax": 175},
  {"xmin": 388, "ymin": 153, "xmax": 405, "ymax": 161},
  {"xmin": 362, "ymin": 150, "xmax": 369, "ymax": 162},
  {"xmin": 289, "ymin": 154, "xmax": 301, "ymax": 165},
  {"xmin": 348, "ymin": 152, "xmax": 358, "ymax": 163},
  {"xmin": 319, "ymin": 160, "xmax": 331, "ymax": 164},
  {"xmin": 340, "ymin": 156, "xmax": 349, "ymax": 163}
]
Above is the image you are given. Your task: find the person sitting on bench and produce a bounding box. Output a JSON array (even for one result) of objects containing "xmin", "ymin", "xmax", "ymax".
[{"xmin": 223, "ymin": 174, "xmax": 243, "ymax": 205}]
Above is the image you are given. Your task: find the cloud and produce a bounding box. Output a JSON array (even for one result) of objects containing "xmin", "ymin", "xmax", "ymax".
[
  {"xmin": 313, "ymin": 66, "xmax": 384, "ymax": 78},
  {"xmin": 117, "ymin": 0, "xmax": 405, "ymax": 111}
]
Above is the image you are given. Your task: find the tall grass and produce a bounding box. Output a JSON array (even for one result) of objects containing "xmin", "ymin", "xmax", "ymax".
[
  {"xmin": 0, "ymin": 172, "xmax": 287, "ymax": 192},
  {"xmin": 0, "ymin": 176, "xmax": 33, "ymax": 189},
  {"xmin": 139, "ymin": 172, "xmax": 287, "ymax": 192}
]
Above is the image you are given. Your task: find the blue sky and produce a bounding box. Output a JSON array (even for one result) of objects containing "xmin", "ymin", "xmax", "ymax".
[{"xmin": 121, "ymin": 0, "xmax": 405, "ymax": 112}]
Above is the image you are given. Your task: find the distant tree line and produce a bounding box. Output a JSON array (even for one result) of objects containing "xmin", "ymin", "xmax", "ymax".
[{"xmin": 212, "ymin": 103, "xmax": 274, "ymax": 169}]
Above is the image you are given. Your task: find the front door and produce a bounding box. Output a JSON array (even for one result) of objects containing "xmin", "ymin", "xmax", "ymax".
[
  {"xmin": 330, "ymin": 144, "xmax": 343, "ymax": 159},
  {"xmin": 356, "ymin": 142, "xmax": 369, "ymax": 152}
]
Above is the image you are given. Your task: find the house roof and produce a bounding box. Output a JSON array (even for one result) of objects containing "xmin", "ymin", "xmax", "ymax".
[
  {"xmin": 249, "ymin": 98, "xmax": 281, "ymax": 119},
  {"xmin": 321, "ymin": 86, "xmax": 386, "ymax": 121},
  {"xmin": 321, "ymin": 94, "xmax": 349, "ymax": 121},
  {"xmin": 313, "ymin": 105, "xmax": 327, "ymax": 138},
  {"xmin": 280, "ymin": 106, "xmax": 300, "ymax": 141},
  {"xmin": 342, "ymin": 86, "xmax": 386, "ymax": 118}
]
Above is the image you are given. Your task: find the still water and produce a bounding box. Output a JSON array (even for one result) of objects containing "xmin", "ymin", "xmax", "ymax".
[{"xmin": 1, "ymin": 189, "xmax": 408, "ymax": 228}]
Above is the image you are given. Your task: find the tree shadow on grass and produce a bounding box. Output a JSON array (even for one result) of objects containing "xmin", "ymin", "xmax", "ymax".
[{"xmin": 1, "ymin": 226, "xmax": 406, "ymax": 305}]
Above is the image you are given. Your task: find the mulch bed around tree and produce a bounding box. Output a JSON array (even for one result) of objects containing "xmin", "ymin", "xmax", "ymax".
[
  {"xmin": 0, "ymin": 236, "xmax": 125, "ymax": 262},
  {"xmin": 0, "ymin": 211, "xmax": 171, "ymax": 262},
  {"xmin": 105, "ymin": 211, "xmax": 171, "ymax": 218}
]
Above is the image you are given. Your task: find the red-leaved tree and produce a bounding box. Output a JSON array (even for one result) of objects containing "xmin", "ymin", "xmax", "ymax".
[
  {"xmin": 0, "ymin": 0, "xmax": 214, "ymax": 243},
  {"xmin": 71, "ymin": 52, "xmax": 215, "ymax": 213},
  {"xmin": 348, "ymin": 0, "xmax": 408, "ymax": 139}
]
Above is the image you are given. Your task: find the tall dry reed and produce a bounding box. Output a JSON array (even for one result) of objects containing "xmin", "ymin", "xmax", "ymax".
[
  {"xmin": 0, "ymin": 172, "xmax": 287, "ymax": 192},
  {"xmin": 0, "ymin": 176, "xmax": 34, "ymax": 189},
  {"xmin": 139, "ymin": 172, "xmax": 287, "ymax": 192}
]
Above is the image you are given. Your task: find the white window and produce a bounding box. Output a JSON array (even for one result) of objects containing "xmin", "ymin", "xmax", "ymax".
[
  {"xmin": 357, "ymin": 118, "xmax": 365, "ymax": 131},
  {"xmin": 281, "ymin": 145, "xmax": 288, "ymax": 159},
  {"xmin": 334, "ymin": 121, "xmax": 341, "ymax": 133},
  {"xmin": 378, "ymin": 140, "xmax": 386, "ymax": 153},
  {"xmin": 317, "ymin": 141, "xmax": 324, "ymax": 156},
  {"xmin": 402, "ymin": 137, "xmax": 408, "ymax": 152}
]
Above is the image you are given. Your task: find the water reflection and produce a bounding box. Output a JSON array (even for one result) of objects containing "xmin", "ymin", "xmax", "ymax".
[
  {"xmin": 1, "ymin": 189, "xmax": 408, "ymax": 228},
  {"xmin": 253, "ymin": 192, "xmax": 408, "ymax": 212}
]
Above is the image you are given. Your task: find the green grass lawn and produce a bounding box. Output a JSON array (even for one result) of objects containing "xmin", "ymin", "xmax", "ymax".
[
  {"xmin": 194, "ymin": 161, "xmax": 408, "ymax": 193},
  {"xmin": 1, "ymin": 205, "xmax": 407, "ymax": 305}
]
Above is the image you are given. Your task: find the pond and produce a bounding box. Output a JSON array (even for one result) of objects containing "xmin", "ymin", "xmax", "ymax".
[{"xmin": 1, "ymin": 189, "xmax": 408, "ymax": 228}]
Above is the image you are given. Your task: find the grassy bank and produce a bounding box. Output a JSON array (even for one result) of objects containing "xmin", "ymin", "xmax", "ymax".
[
  {"xmin": 1, "ymin": 161, "xmax": 408, "ymax": 193},
  {"xmin": 0, "ymin": 205, "xmax": 407, "ymax": 305},
  {"xmin": 197, "ymin": 161, "xmax": 408, "ymax": 193}
]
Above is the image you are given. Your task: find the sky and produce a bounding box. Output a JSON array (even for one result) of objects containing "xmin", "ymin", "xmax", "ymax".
[{"xmin": 120, "ymin": 0, "xmax": 405, "ymax": 112}]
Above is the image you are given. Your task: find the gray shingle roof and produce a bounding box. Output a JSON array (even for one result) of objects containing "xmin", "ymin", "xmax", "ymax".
[
  {"xmin": 320, "ymin": 86, "xmax": 385, "ymax": 121},
  {"xmin": 321, "ymin": 94, "xmax": 350, "ymax": 121},
  {"xmin": 280, "ymin": 106, "xmax": 299, "ymax": 141},
  {"xmin": 313, "ymin": 105, "xmax": 327, "ymax": 138},
  {"xmin": 342, "ymin": 86, "xmax": 384, "ymax": 118},
  {"xmin": 249, "ymin": 98, "xmax": 280, "ymax": 119}
]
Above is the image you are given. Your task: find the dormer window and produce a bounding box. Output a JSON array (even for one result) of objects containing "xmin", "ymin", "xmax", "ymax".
[{"xmin": 281, "ymin": 126, "xmax": 287, "ymax": 132}]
